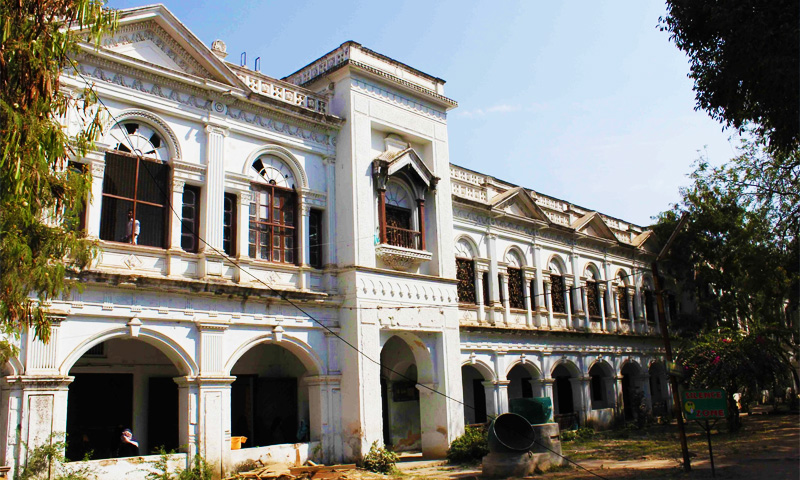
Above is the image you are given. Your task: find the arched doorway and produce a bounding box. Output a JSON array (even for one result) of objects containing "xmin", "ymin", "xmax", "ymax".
[
  {"xmin": 588, "ymin": 362, "xmax": 614, "ymax": 410},
  {"xmin": 380, "ymin": 336, "xmax": 421, "ymax": 452},
  {"xmin": 229, "ymin": 343, "xmax": 311, "ymax": 448},
  {"xmin": 649, "ymin": 362, "xmax": 669, "ymax": 416},
  {"xmin": 621, "ymin": 362, "xmax": 644, "ymax": 421},
  {"xmin": 65, "ymin": 338, "xmax": 182, "ymax": 460},
  {"xmin": 552, "ymin": 363, "xmax": 579, "ymax": 429},
  {"xmin": 507, "ymin": 363, "xmax": 542, "ymax": 400},
  {"xmin": 461, "ymin": 365, "xmax": 487, "ymax": 425}
]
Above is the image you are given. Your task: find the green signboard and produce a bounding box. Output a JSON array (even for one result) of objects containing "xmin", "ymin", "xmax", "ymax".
[{"xmin": 682, "ymin": 389, "xmax": 728, "ymax": 420}]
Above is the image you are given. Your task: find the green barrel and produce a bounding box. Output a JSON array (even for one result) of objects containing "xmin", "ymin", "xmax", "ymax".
[{"xmin": 509, "ymin": 397, "xmax": 553, "ymax": 425}]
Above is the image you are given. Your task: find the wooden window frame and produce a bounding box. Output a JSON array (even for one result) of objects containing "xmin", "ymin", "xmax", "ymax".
[{"xmin": 248, "ymin": 184, "xmax": 297, "ymax": 265}]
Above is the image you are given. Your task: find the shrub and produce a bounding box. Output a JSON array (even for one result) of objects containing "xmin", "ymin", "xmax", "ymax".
[
  {"xmin": 17, "ymin": 434, "xmax": 95, "ymax": 480},
  {"xmin": 177, "ymin": 453, "xmax": 213, "ymax": 480},
  {"xmin": 446, "ymin": 426, "xmax": 489, "ymax": 463},
  {"xmin": 360, "ymin": 441, "xmax": 398, "ymax": 474},
  {"xmin": 145, "ymin": 450, "xmax": 213, "ymax": 480}
]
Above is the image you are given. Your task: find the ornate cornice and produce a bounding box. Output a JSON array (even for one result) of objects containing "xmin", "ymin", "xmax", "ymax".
[{"xmin": 351, "ymin": 78, "xmax": 446, "ymax": 121}]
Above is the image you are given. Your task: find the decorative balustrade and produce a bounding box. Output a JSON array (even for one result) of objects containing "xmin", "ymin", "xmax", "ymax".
[
  {"xmin": 386, "ymin": 225, "xmax": 422, "ymax": 250},
  {"xmin": 235, "ymin": 70, "xmax": 328, "ymax": 114}
]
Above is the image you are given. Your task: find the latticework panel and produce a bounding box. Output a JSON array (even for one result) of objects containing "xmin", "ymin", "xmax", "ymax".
[
  {"xmin": 507, "ymin": 268, "xmax": 524, "ymax": 309},
  {"xmin": 618, "ymin": 287, "xmax": 630, "ymax": 319},
  {"xmin": 456, "ymin": 258, "xmax": 477, "ymax": 304},
  {"xmin": 551, "ymin": 275, "xmax": 566, "ymax": 313},
  {"xmin": 586, "ymin": 281, "xmax": 600, "ymax": 317}
]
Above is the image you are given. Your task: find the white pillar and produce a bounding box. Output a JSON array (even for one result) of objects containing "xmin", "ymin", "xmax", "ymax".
[
  {"xmin": 298, "ymin": 198, "xmax": 310, "ymax": 290},
  {"xmin": 627, "ymin": 287, "xmax": 636, "ymax": 325},
  {"xmin": 613, "ymin": 285, "xmax": 622, "ymax": 333},
  {"xmin": 496, "ymin": 381, "xmax": 510, "ymax": 414},
  {"xmin": 475, "ymin": 266, "xmax": 487, "ymax": 323},
  {"xmin": 487, "ymin": 233, "xmax": 499, "ymax": 324},
  {"xmin": 306, "ymin": 375, "xmax": 342, "ymax": 463},
  {"xmin": 545, "ymin": 280, "xmax": 554, "ymax": 329},
  {"xmin": 523, "ymin": 269, "xmax": 535, "ymax": 328},
  {"xmin": 499, "ymin": 268, "xmax": 510, "ymax": 325},
  {"xmin": 564, "ymin": 278, "xmax": 573, "ymax": 328},
  {"xmin": 582, "ymin": 285, "xmax": 590, "ymax": 330},
  {"xmin": 202, "ymin": 125, "xmax": 227, "ymax": 252},
  {"xmin": 570, "ymin": 253, "xmax": 583, "ymax": 315},
  {"xmin": 598, "ymin": 285, "xmax": 607, "ymax": 332},
  {"xmin": 532, "ymin": 244, "xmax": 546, "ymax": 327}
]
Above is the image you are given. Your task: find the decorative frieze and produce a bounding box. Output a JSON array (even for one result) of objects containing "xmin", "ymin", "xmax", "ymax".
[{"xmin": 351, "ymin": 78, "xmax": 446, "ymax": 121}]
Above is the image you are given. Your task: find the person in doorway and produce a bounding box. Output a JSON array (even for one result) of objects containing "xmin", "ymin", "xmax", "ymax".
[
  {"xmin": 122, "ymin": 209, "xmax": 140, "ymax": 244},
  {"xmin": 117, "ymin": 428, "xmax": 139, "ymax": 457}
]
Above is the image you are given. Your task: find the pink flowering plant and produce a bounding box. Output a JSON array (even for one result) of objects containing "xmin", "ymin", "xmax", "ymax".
[{"xmin": 676, "ymin": 327, "xmax": 792, "ymax": 431}]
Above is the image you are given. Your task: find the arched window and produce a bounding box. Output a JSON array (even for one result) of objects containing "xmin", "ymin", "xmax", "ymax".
[
  {"xmin": 455, "ymin": 239, "xmax": 477, "ymax": 304},
  {"xmin": 383, "ymin": 180, "xmax": 422, "ymax": 250},
  {"xmin": 248, "ymin": 155, "xmax": 297, "ymax": 264},
  {"xmin": 549, "ymin": 258, "xmax": 567, "ymax": 314},
  {"xmin": 100, "ymin": 121, "xmax": 170, "ymax": 248},
  {"xmin": 585, "ymin": 265, "xmax": 601, "ymax": 317},
  {"xmin": 505, "ymin": 250, "xmax": 525, "ymax": 309},
  {"xmin": 617, "ymin": 271, "xmax": 630, "ymax": 319}
]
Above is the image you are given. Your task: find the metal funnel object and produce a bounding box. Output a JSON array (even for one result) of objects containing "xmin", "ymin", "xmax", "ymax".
[{"xmin": 487, "ymin": 413, "xmax": 537, "ymax": 453}]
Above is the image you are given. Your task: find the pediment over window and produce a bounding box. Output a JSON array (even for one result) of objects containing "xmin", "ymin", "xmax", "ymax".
[
  {"xmin": 571, "ymin": 212, "xmax": 618, "ymax": 242},
  {"xmin": 373, "ymin": 148, "xmax": 438, "ymax": 193},
  {"xmin": 95, "ymin": 5, "xmax": 244, "ymax": 86},
  {"xmin": 632, "ymin": 230, "xmax": 659, "ymax": 252},
  {"xmin": 489, "ymin": 187, "xmax": 550, "ymax": 223}
]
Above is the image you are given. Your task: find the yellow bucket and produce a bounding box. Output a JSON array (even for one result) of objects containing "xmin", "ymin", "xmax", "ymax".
[{"xmin": 230, "ymin": 436, "xmax": 247, "ymax": 450}]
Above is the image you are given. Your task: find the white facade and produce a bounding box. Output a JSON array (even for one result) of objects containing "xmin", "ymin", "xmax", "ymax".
[{"xmin": 1, "ymin": 5, "xmax": 669, "ymax": 479}]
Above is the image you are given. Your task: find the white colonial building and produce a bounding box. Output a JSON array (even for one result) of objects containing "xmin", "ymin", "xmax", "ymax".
[{"xmin": 0, "ymin": 5, "xmax": 671, "ymax": 479}]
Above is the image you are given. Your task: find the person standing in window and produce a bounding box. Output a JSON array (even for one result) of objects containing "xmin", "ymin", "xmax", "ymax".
[{"xmin": 123, "ymin": 209, "xmax": 140, "ymax": 244}]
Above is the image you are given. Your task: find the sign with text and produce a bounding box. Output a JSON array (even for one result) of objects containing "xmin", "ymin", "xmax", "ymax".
[{"xmin": 682, "ymin": 389, "xmax": 728, "ymax": 420}]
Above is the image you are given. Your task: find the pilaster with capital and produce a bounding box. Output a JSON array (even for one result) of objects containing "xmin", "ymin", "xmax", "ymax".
[
  {"xmin": 202, "ymin": 125, "xmax": 228, "ymax": 253},
  {"xmin": 169, "ymin": 177, "xmax": 186, "ymax": 251},
  {"xmin": 564, "ymin": 276, "xmax": 574, "ymax": 328},
  {"xmin": 544, "ymin": 278, "xmax": 554, "ymax": 329},
  {"xmin": 475, "ymin": 260, "xmax": 489, "ymax": 323},
  {"xmin": 570, "ymin": 253, "xmax": 584, "ymax": 315},
  {"xmin": 522, "ymin": 267, "xmax": 536, "ymax": 328},
  {"xmin": 597, "ymin": 283, "xmax": 607, "ymax": 332},
  {"xmin": 486, "ymin": 233, "xmax": 499, "ymax": 323},
  {"xmin": 498, "ymin": 264, "xmax": 510, "ymax": 325},
  {"xmin": 581, "ymin": 282, "xmax": 590, "ymax": 330}
]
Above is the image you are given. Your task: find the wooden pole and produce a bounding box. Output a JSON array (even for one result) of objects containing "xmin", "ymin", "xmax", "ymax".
[{"xmin": 653, "ymin": 212, "xmax": 691, "ymax": 472}]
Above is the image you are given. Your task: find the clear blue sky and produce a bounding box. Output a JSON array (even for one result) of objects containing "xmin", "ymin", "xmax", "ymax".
[{"xmin": 109, "ymin": 0, "xmax": 739, "ymax": 226}]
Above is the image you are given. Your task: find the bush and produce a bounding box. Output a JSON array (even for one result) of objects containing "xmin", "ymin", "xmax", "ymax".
[
  {"xmin": 360, "ymin": 441, "xmax": 398, "ymax": 474},
  {"xmin": 560, "ymin": 427, "xmax": 594, "ymax": 443},
  {"xmin": 177, "ymin": 454, "xmax": 213, "ymax": 480},
  {"xmin": 17, "ymin": 434, "xmax": 95, "ymax": 480},
  {"xmin": 446, "ymin": 426, "xmax": 489, "ymax": 463},
  {"xmin": 146, "ymin": 450, "xmax": 213, "ymax": 480}
]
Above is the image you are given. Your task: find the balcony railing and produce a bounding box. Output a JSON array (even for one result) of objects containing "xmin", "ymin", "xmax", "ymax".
[{"xmin": 386, "ymin": 226, "xmax": 422, "ymax": 250}]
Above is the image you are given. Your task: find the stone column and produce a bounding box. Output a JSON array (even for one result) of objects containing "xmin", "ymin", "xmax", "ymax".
[
  {"xmin": 613, "ymin": 284, "xmax": 622, "ymax": 333},
  {"xmin": 191, "ymin": 377, "xmax": 235, "ymax": 479},
  {"xmin": 615, "ymin": 375, "xmax": 624, "ymax": 418},
  {"xmin": 475, "ymin": 263, "xmax": 488, "ymax": 323},
  {"xmin": 580, "ymin": 376, "xmax": 592, "ymax": 425},
  {"xmin": 627, "ymin": 287, "xmax": 636, "ymax": 325},
  {"xmin": 481, "ymin": 381, "xmax": 499, "ymax": 419},
  {"xmin": 166, "ymin": 177, "xmax": 186, "ymax": 277},
  {"xmin": 542, "ymin": 379, "xmax": 555, "ymax": 421},
  {"xmin": 305, "ymin": 375, "xmax": 343, "ymax": 463},
  {"xmin": 486, "ymin": 233, "xmax": 499, "ymax": 324},
  {"xmin": 523, "ymin": 268, "xmax": 536, "ymax": 328},
  {"xmin": 570, "ymin": 253, "xmax": 584, "ymax": 315},
  {"xmin": 564, "ymin": 277, "xmax": 573, "ymax": 328},
  {"xmin": 544, "ymin": 279, "xmax": 554, "ymax": 329},
  {"xmin": 569, "ymin": 377, "xmax": 584, "ymax": 425},
  {"xmin": 323, "ymin": 157, "xmax": 337, "ymax": 292},
  {"xmin": 532, "ymin": 244, "xmax": 547, "ymax": 327},
  {"xmin": 202, "ymin": 125, "xmax": 227, "ymax": 253},
  {"xmin": 581, "ymin": 284, "xmax": 590, "ymax": 330},
  {"xmin": 598, "ymin": 284, "xmax": 607, "ymax": 332},
  {"xmin": 495, "ymin": 381, "xmax": 510, "ymax": 414},
  {"xmin": 499, "ymin": 266, "xmax": 510, "ymax": 325},
  {"xmin": 298, "ymin": 198, "xmax": 311, "ymax": 290}
]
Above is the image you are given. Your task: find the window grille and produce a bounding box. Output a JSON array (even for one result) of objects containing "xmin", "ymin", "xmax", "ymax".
[
  {"xmin": 309, "ymin": 209, "xmax": 323, "ymax": 269},
  {"xmin": 456, "ymin": 258, "xmax": 477, "ymax": 304},
  {"xmin": 551, "ymin": 274, "xmax": 566, "ymax": 313},
  {"xmin": 586, "ymin": 280, "xmax": 601, "ymax": 317},
  {"xmin": 618, "ymin": 286, "xmax": 630, "ymax": 319},
  {"xmin": 507, "ymin": 267, "xmax": 524, "ymax": 309}
]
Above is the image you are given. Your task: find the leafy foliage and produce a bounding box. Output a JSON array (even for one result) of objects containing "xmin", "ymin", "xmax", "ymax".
[
  {"xmin": 659, "ymin": 0, "xmax": 799, "ymax": 154},
  {"xmin": 360, "ymin": 441, "xmax": 398, "ymax": 475},
  {"xmin": 560, "ymin": 428, "xmax": 595, "ymax": 443},
  {"xmin": 676, "ymin": 327, "xmax": 792, "ymax": 431},
  {"xmin": 145, "ymin": 450, "xmax": 213, "ymax": 480},
  {"xmin": 0, "ymin": 0, "xmax": 115, "ymax": 356},
  {"xmin": 17, "ymin": 434, "xmax": 95, "ymax": 480},
  {"xmin": 653, "ymin": 155, "xmax": 796, "ymax": 335},
  {"xmin": 446, "ymin": 426, "xmax": 488, "ymax": 463}
]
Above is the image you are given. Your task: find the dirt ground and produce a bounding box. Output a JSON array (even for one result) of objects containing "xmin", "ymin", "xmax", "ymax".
[{"xmin": 350, "ymin": 411, "xmax": 799, "ymax": 480}]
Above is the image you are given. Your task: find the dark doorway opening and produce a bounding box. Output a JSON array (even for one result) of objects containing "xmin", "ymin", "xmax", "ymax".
[
  {"xmin": 66, "ymin": 373, "xmax": 132, "ymax": 461},
  {"xmin": 148, "ymin": 377, "xmax": 179, "ymax": 452}
]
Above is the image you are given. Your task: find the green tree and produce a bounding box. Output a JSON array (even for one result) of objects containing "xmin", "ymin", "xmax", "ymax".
[
  {"xmin": 676, "ymin": 328, "xmax": 792, "ymax": 431},
  {"xmin": 0, "ymin": 0, "xmax": 116, "ymax": 357},
  {"xmin": 659, "ymin": 0, "xmax": 800, "ymax": 154}
]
